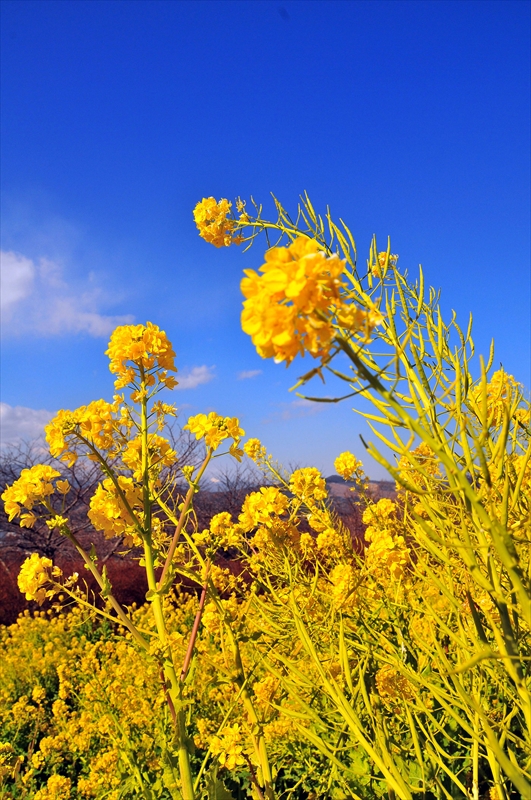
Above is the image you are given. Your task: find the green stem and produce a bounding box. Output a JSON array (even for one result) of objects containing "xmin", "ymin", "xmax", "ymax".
[{"xmin": 138, "ymin": 375, "xmax": 195, "ymax": 800}]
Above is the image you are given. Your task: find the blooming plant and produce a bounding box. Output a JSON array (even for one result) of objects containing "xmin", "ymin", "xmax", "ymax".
[{"xmin": 1, "ymin": 194, "xmax": 529, "ymax": 800}]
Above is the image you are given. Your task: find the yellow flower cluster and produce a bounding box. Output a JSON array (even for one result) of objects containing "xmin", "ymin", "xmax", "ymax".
[
  {"xmin": 472, "ymin": 369, "xmax": 521, "ymax": 429},
  {"xmin": 105, "ymin": 322, "xmax": 177, "ymax": 390},
  {"xmin": 122, "ymin": 433, "xmax": 177, "ymax": 479},
  {"xmin": 193, "ymin": 197, "xmax": 241, "ymax": 248},
  {"xmin": 88, "ymin": 476, "xmax": 143, "ymax": 546},
  {"xmin": 34, "ymin": 774, "xmax": 72, "ymax": 800},
  {"xmin": 184, "ymin": 412, "xmax": 244, "ymax": 451},
  {"xmin": 375, "ymin": 664, "xmax": 415, "ymax": 707},
  {"xmin": 210, "ymin": 723, "xmax": 247, "ymax": 771},
  {"xmin": 45, "ymin": 399, "xmax": 121, "ymax": 466},
  {"xmin": 2, "ymin": 465, "xmax": 61, "ymax": 527},
  {"xmin": 334, "ymin": 451, "xmax": 365, "ymax": 484},
  {"xmin": 241, "ymin": 237, "xmax": 346, "ymax": 364},
  {"xmin": 289, "ymin": 467, "xmax": 327, "ymax": 503},
  {"xmin": 193, "ymin": 512, "xmax": 241, "ymax": 551},
  {"xmin": 243, "ymin": 437, "xmax": 268, "ymax": 462},
  {"xmin": 371, "ymin": 251, "xmax": 398, "ymax": 279},
  {"xmin": 238, "ymin": 486, "xmax": 289, "ymax": 531},
  {"xmin": 17, "ymin": 553, "xmax": 61, "ymax": 604},
  {"xmin": 329, "ymin": 563, "xmax": 358, "ymax": 609},
  {"xmin": 363, "ymin": 500, "xmax": 409, "ymax": 582}
]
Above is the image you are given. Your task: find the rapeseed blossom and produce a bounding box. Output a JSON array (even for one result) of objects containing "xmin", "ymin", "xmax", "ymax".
[
  {"xmin": 184, "ymin": 412, "xmax": 244, "ymax": 451},
  {"xmin": 122, "ymin": 433, "xmax": 177, "ymax": 478},
  {"xmin": 238, "ymin": 486, "xmax": 289, "ymax": 531},
  {"xmin": 210, "ymin": 723, "xmax": 247, "ymax": 771},
  {"xmin": 88, "ymin": 476, "xmax": 144, "ymax": 545},
  {"xmin": 289, "ymin": 467, "xmax": 327, "ymax": 503},
  {"xmin": 1, "ymin": 465, "xmax": 61, "ymax": 525},
  {"xmin": 45, "ymin": 399, "xmax": 121, "ymax": 465},
  {"xmin": 241, "ymin": 237, "xmax": 345, "ymax": 364},
  {"xmin": 472, "ymin": 369, "xmax": 521, "ymax": 429},
  {"xmin": 106, "ymin": 322, "xmax": 177, "ymax": 390},
  {"xmin": 17, "ymin": 553, "xmax": 60, "ymax": 604},
  {"xmin": 243, "ymin": 437, "xmax": 267, "ymax": 462},
  {"xmin": 193, "ymin": 197, "xmax": 239, "ymax": 248},
  {"xmin": 241, "ymin": 236, "xmax": 384, "ymax": 364},
  {"xmin": 363, "ymin": 500, "xmax": 409, "ymax": 582}
]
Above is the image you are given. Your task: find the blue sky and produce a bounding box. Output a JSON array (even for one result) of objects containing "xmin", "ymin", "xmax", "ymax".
[{"xmin": 1, "ymin": 0, "xmax": 529, "ymax": 479}]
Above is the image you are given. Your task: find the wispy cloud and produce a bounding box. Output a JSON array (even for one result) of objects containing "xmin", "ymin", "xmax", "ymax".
[
  {"xmin": 176, "ymin": 365, "xmax": 215, "ymax": 390},
  {"xmin": 237, "ymin": 369, "xmax": 262, "ymax": 380},
  {"xmin": 0, "ymin": 250, "xmax": 133, "ymax": 338},
  {"xmin": 263, "ymin": 398, "xmax": 327, "ymax": 423},
  {"xmin": 0, "ymin": 402, "xmax": 55, "ymax": 445}
]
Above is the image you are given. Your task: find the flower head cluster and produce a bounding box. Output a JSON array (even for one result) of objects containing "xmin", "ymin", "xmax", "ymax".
[
  {"xmin": 472, "ymin": 369, "xmax": 521, "ymax": 429},
  {"xmin": 241, "ymin": 237, "xmax": 347, "ymax": 364},
  {"xmin": 210, "ymin": 723, "xmax": 247, "ymax": 771},
  {"xmin": 243, "ymin": 437, "xmax": 268, "ymax": 463},
  {"xmin": 2, "ymin": 465, "xmax": 61, "ymax": 527},
  {"xmin": 334, "ymin": 451, "xmax": 366, "ymax": 486},
  {"xmin": 238, "ymin": 486, "xmax": 288, "ymax": 531},
  {"xmin": 329, "ymin": 563, "xmax": 358, "ymax": 609},
  {"xmin": 18, "ymin": 553, "xmax": 61, "ymax": 604},
  {"xmin": 193, "ymin": 511, "xmax": 242, "ymax": 552},
  {"xmin": 184, "ymin": 412, "xmax": 244, "ymax": 452},
  {"xmin": 33, "ymin": 774, "xmax": 72, "ymax": 800},
  {"xmin": 396, "ymin": 443, "xmax": 441, "ymax": 494},
  {"xmin": 45, "ymin": 399, "xmax": 121, "ymax": 466},
  {"xmin": 88, "ymin": 476, "xmax": 144, "ymax": 546},
  {"xmin": 375, "ymin": 664, "xmax": 415, "ymax": 707},
  {"xmin": 193, "ymin": 197, "xmax": 240, "ymax": 248},
  {"xmin": 289, "ymin": 467, "xmax": 327, "ymax": 503},
  {"xmin": 371, "ymin": 251, "xmax": 398, "ymax": 279},
  {"xmin": 363, "ymin": 499, "xmax": 409, "ymax": 582},
  {"xmin": 105, "ymin": 322, "xmax": 177, "ymax": 390},
  {"xmin": 122, "ymin": 434, "xmax": 177, "ymax": 479}
]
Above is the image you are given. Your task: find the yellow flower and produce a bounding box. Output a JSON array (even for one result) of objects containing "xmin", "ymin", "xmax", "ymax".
[
  {"xmin": 210, "ymin": 723, "xmax": 247, "ymax": 771},
  {"xmin": 193, "ymin": 197, "xmax": 238, "ymax": 248},
  {"xmin": 334, "ymin": 451, "xmax": 365, "ymax": 483},
  {"xmin": 184, "ymin": 412, "xmax": 244, "ymax": 451},
  {"xmin": 88, "ymin": 476, "xmax": 144, "ymax": 546},
  {"xmin": 34, "ymin": 774, "xmax": 72, "ymax": 800},
  {"xmin": 1, "ymin": 464, "xmax": 61, "ymax": 522},
  {"xmin": 371, "ymin": 251, "xmax": 398, "ymax": 279},
  {"xmin": 289, "ymin": 467, "xmax": 327, "ymax": 503},
  {"xmin": 105, "ymin": 322, "xmax": 177, "ymax": 390},
  {"xmin": 17, "ymin": 553, "xmax": 56, "ymax": 604},
  {"xmin": 241, "ymin": 237, "xmax": 346, "ymax": 364},
  {"xmin": 316, "ymin": 527, "xmax": 344, "ymax": 557},
  {"xmin": 243, "ymin": 437, "xmax": 267, "ymax": 462},
  {"xmin": 238, "ymin": 486, "xmax": 288, "ymax": 531},
  {"xmin": 45, "ymin": 399, "xmax": 121, "ymax": 465},
  {"xmin": 330, "ymin": 563, "xmax": 358, "ymax": 609},
  {"xmin": 46, "ymin": 515, "xmax": 69, "ymax": 531},
  {"xmin": 122, "ymin": 433, "xmax": 177, "ymax": 478},
  {"xmin": 472, "ymin": 369, "xmax": 521, "ymax": 429}
]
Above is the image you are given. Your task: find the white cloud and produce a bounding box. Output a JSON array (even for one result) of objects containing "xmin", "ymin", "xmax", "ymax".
[
  {"xmin": 0, "ymin": 250, "xmax": 133, "ymax": 338},
  {"xmin": 0, "ymin": 251, "xmax": 36, "ymax": 309},
  {"xmin": 237, "ymin": 369, "xmax": 262, "ymax": 380},
  {"xmin": 263, "ymin": 398, "xmax": 327, "ymax": 423},
  {"xmin": 176, "ymin": 365, "xmax": 215, "ymax": 390},
  {"xmin": 0, "ymin": 402, "xmax": 55, "ymax": 445}
]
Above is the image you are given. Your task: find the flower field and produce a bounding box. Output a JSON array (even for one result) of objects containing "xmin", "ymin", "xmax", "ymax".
[{"xmin": 1, "ymin": 195, "xmax": 529, "ymax": 799}]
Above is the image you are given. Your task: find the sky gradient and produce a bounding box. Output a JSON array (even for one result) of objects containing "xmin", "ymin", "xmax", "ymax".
[{"xmin": 1, "ymin": 0, "xmax": 530, "ymax": 479}]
